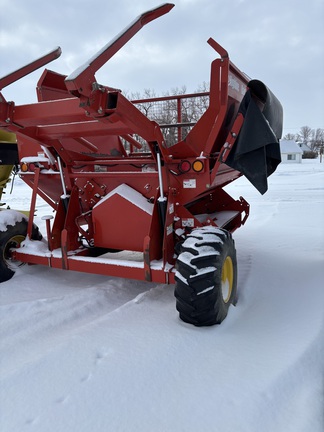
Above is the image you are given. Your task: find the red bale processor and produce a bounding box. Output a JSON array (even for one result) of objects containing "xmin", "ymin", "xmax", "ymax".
[{"xmin": 0, "ymin": 4, "xmax": 283, "ymax": 326}]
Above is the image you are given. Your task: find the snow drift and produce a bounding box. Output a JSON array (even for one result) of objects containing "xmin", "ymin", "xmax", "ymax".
[{"xmin": 0, "ymin": 159, "xmax": 323, "ymax": 432}]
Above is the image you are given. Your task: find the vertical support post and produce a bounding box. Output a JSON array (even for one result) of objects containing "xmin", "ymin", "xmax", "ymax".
[
  {"xmin": 177, "ymin": 97, "xmax": 182, "ymax": 142},
  {"xmin": 57, "ymin": 156, "xmax": 67, "ymax": 196},
  {"xmin": 143, "ymin": 235, "xmax": 152, "ymax": 282},
  {"xmin": 27, "ymin": 167, "xmax": 40, "ymax": 238},
  {"xmin": 41, "ymin": 215, "xmax": 54, "ymax": 251},
  {"xmin": 57, "ymin": 156, "xmax": 69, "ymax": 211},
  {"xmin": 155, "ymin": 143, "xmax": 167, "ymax": 235},
  {"xmin": 156, "ymin": 147, "xmax": 165, "ymax": 201},
  {"xmin": 61, "ymin": 228, "xmax": 69, "ymax": 270}
]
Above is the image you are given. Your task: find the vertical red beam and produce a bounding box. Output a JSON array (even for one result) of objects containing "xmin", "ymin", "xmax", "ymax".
[
  {"xmin": 177, "ymin": 97, "xmax": 182, "ymax": 141},
  {"xmin": 27, "ymin": 168, "xmax": 40, "ymax": 238}
]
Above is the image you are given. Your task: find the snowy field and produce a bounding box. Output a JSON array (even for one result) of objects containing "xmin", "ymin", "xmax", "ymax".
[{"xmin": 1, "ymin": 159, "xmax": 323, "ymax": 432}]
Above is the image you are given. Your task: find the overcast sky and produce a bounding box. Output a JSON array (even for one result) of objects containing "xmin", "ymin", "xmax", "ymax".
[{"xmin": 1, "ymin": 0, "xmax": 323, "ymax": 137}]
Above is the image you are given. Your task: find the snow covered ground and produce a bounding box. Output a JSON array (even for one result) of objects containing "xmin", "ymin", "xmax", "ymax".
[{"xmin": 1, "ymin": 159, "xmax": 323, "ymax": 432}]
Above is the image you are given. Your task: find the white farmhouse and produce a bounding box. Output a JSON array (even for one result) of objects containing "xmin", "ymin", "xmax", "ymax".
[
  {"xmin": 297, "ymin": 142, "xmax": 312, "ymax": 153},
  {"xmin": 280, "ymin": 139, "xmax": 303, "ymax": 163}
]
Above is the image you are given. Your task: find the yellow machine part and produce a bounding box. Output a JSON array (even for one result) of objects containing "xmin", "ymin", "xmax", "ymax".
[
  {"xmin": 0, "ymin": 130, "xmax": 16, "ymax": 143},
  {"xmin": 0, "ymin": 130, "xmax": 17, "ymax": 203}
]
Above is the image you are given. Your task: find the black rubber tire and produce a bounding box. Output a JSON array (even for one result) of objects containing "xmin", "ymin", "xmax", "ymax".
[
  {"xmin": 174, "ymin": 226, "xmax": 237, "ymax": 326},
  {"xmin": 0, "ymin": 211, "xmax": 42, "ymax": 283}
]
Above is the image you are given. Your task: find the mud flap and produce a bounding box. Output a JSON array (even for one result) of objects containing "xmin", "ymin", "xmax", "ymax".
[{"xmin": 226, "ymin": 80, "xmax": 283, "ymax": 194}]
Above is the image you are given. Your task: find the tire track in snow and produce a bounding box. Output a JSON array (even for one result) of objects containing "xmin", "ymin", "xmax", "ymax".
[
  {"xmin": 235, "ymin": 237, "xmax": 253, "ymax": 303},
  {"xmin": 251, "ymin": 323, "xmax": 324, "ymax": 432},
  {"xmin": 0, "ymin": 273, "xmax": 153, "ymax": 377}
]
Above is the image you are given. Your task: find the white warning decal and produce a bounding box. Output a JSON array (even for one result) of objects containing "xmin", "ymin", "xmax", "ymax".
[
  {"xmin": 183, "ymin": 179, "xmax": 196, "ymax": 188},
  {"xmin": 182, "ymin": 218, "xmax": 195, "ymax": 228}
]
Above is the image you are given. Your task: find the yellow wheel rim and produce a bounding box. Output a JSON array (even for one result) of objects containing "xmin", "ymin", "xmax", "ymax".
[{"xmin": 221, "ymin": 256, "xmax": 234, "ymax": 303}]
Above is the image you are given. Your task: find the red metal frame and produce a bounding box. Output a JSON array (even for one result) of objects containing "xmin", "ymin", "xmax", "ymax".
[
  {"xmin": 0, "ymin": 47, "xmax": 61, "ymax": 91},
  {"xmin": 1, "ymin": 3, "xmax": 251, "ymax": 284}
]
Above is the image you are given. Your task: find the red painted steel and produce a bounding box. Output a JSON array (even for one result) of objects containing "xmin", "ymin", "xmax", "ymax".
[
  {"xmin": 0, "ymin": 3, "xmax": 251, "ymax": 284},
  {"xmin": 0, "ymin": 47, "xmax": 61, "ymax": 91}
]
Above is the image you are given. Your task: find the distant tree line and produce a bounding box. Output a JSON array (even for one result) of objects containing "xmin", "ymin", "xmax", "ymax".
[
  {"xmin": 127, "ymin": 86, "xmax": 324, "ymax": 156},
  {"xmin": 130, "ymin": 83, "xmax": 209, "ymax": 122},
  {"xmin": 127, "ymin": 84, "xmax": 209, "ymax": 150},
  {"xmin": 284, "ymin": 126, "xmax": 324, "ymax": 152}
]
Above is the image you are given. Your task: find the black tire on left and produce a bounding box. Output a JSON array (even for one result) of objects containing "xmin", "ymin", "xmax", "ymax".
[{"xmin": 0, "ymin": 210, "xmax": 42, "ymax": 283}]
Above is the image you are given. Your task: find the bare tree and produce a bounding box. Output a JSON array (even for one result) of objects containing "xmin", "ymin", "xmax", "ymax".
[
  {"xmin": 130, "ymin": 85, "xmax": 324, "ymax": 157},
  {"xmin": 283, "ymin": 133, "xmax": 297, "ymax": 140},
  {"xmin": 298, "ymin": 126, "xmax": 313, "ymax": 144},
  {"xmin": 283, "ymin": 128, "xmax": 324, "ymax": 151},
  {"xmin": 311, "ymin": 128, "xmax": 324, "ymax": 151},
  {"xmin": 129, "ymin": 84, "xmax": 211, "ymax": 149}
]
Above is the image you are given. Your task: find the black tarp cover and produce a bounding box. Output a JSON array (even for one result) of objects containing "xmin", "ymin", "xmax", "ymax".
[{"xmin": 226, "ymin": 80, "xmax": 283, "ymax": 194}]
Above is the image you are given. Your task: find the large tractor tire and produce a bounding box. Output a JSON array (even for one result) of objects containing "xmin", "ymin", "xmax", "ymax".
[
  {"xmin": 0, "ymin": 210, "xmax": 42, "ymax": 283},
  {"xmin": 174, "ymin": 226, "xmax": 237, "ymax": 326}
]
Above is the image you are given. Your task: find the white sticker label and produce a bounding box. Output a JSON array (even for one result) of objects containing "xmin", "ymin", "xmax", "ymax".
[
  {"xmin": 167, "ymin": 224, "xmax": 173, "ymax": 236},
  {"xmin": 182, "ymin": 218, "xmax": 195, "ymax": 228},
  {"xmin": 169, "ymin": 203, "xmax": 174, "ymax": 214},
  {"xmin": 183, "ymin": 179, "xmax": 196, "ymax": 188}
]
